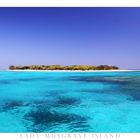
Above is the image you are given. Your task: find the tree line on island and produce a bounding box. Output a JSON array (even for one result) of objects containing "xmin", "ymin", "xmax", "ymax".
[{"xmin": 9, "ymin": 65, "xmax": 119, "ymax": 71}]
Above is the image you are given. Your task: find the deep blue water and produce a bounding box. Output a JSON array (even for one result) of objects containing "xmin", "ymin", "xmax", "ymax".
[{"xmin": 0, "ymin": 71, "xmax": 140, "ymax": 132}]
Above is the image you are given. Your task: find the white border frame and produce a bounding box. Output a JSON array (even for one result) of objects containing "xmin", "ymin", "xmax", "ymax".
[
  {"xmin": 0, "ymin": 133, "xmax": 140, "ymax": 140},
  {"xmin": 0, "ymin": 0, "xmax": 140, "ymax": 140},
  {"xmin": 0, "ymin": 0, "xmax": 140, "ymax": 7}
]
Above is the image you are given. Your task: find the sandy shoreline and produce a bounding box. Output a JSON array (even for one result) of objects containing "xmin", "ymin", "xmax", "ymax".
[{"xmin": 6, "ymin": 69, "xmax": 140, "ymax": 72}]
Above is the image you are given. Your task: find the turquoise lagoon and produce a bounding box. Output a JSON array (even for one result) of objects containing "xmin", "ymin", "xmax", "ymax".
[{"xmin": 0, "ymin": 71, "xmax": 140, "ymax": 132}]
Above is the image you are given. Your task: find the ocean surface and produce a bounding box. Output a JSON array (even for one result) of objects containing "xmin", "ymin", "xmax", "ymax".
[{"xmin": 0, "ymin": 71, "xmax": 140, "ymax": 132}]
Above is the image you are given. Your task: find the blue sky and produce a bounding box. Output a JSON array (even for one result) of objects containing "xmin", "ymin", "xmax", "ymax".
[{"xmin": 0, "ymin": 7, "xmax": 140, "ymax": 69}]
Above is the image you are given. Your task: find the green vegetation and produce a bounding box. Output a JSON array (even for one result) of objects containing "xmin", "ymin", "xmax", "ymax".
[{"xmin": 9, "ymin": 65, "xmax": 119, "ymax": 71}]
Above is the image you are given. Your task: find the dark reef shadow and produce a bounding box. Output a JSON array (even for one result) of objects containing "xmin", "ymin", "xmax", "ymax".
[
  {"xmin": 55, "ymin": 97, "xmax": 81, "ymax": 107},
  {"xmin": 24, "ymin": 105, "xmax": 89, "ymax": 132},
  {"xmin": 1, "ymin": 100, "xmax": 24, "ymax": 111}
]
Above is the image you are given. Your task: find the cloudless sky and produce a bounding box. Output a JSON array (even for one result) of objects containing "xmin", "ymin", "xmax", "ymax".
[{"xmin": 0, "ymin": 7, "xmax": 140, "ymax": 69}]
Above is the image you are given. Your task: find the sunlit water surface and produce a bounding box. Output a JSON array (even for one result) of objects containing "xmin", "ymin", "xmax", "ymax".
[{"xmin": 0, "ymin": 71, "xmax": 140, "ymax": 132}]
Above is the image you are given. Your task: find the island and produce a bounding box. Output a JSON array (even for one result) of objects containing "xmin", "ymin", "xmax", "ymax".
[{"xmin": 9, "ymin": 65, "xmax": 119, "ymax": 71}]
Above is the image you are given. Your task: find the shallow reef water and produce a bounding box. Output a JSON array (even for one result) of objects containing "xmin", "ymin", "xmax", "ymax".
[{"xmin": 0, "ymin": 71, "xmax": 140, "ymax": 132}]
